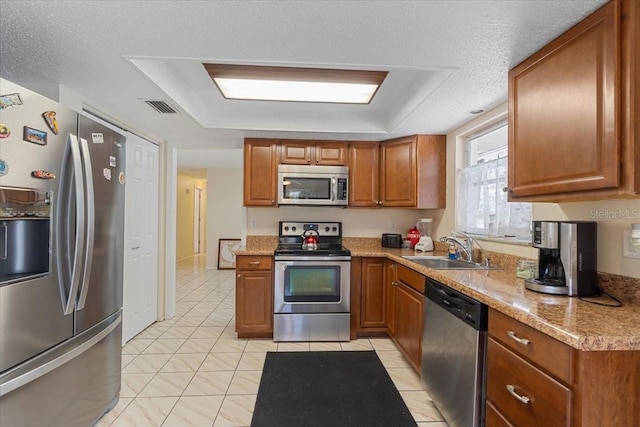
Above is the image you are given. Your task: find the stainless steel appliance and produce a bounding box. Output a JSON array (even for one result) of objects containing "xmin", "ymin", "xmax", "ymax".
[
  {"xmin": 0, "ymin": 79, "xmax": 126, "ymax": 426},
  {"xmin": 525, "ymin": 221, "xmax": 598, "ymax": 296},
  {"xmin": 422, "ymin": 278, "xmax": 488, "ymax": 427},
  {"xmin": 277, "ymin": 165, "xmax": 348, "ymax": 206},
  {"xmin": 274, "ymin": 221, "xmax": 351, "ymax": 341}
]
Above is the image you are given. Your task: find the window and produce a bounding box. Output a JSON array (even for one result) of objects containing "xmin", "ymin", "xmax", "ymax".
[{"xmin": 456, "ymin": 119, "xmax": 532, "ymax": 241}]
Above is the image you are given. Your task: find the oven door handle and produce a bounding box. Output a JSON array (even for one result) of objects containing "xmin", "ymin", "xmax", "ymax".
[{"xmin": 275, "ymin": 256, "xmax": 352, "ymax": 262}]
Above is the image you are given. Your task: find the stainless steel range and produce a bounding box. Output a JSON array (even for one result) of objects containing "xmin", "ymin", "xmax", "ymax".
[{"xmin": 273, "ymin": 221, "xmax": 351, "ymax": 342}]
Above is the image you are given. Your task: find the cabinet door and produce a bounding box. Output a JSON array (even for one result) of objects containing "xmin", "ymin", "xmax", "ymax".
[
  {"xmin": 349, "ymin": 142, "xmax": 380, "ymax": 207},
  {"xmin": 235, "ymin": 270, "xmax": 273, "ymax": 337},
  {"xmin": 380, "ymin": 136, "xmax": 417, "ymax": 207},
  {"xmin": 394, "ymin": 281, "xmax": 423, "ymax": 372},
  {"xmin": 508, "ymin": 1, "xmax": 619, "ymax": 198},
  {"xmin": 360, "ymin": 258, "xmax": 386, "ymax": 328},
  {"xmin": 279, "ymin": 141, "xmax": 312, "ymax": 164},
  {"xmin": 315, "ymin": 142, "xmax": 348, "ymax": 165},
  {"xmin": 243, "ymin": 139, "xmax": 277, "ymax": 206},
  {"xmin": 384, "ymin": 261, "xmax": 397, "ymax": 337}
]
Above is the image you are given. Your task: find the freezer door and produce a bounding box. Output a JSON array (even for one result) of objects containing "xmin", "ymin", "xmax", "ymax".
[
  {"xmin": 0, "ymin": 312, "xmax": 122, "ymax": 427},
  {"xmin": 74, "ymin": 114, "xmax": 125, "ymax": 334}
]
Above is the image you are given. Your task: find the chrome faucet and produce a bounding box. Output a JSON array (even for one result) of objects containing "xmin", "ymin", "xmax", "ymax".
[{"xmin": 440, "ymin": 231, "xmax": 477, "ymax": 263}]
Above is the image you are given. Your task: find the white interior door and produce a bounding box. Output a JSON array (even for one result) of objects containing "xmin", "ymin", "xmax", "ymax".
[{"xmin": 123, "ymin": 133, "xmax": 159, "ymax": 344}]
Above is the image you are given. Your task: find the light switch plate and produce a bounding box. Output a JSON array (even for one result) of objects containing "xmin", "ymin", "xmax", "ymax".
[{"xmin": 622, "ymin": 229, "xmax": 640, "ymax": 259}]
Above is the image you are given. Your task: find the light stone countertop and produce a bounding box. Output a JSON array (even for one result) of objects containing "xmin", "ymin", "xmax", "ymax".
[{"xmin": 237, "ymin": 237, "xmax": 640, "ymax": 351}]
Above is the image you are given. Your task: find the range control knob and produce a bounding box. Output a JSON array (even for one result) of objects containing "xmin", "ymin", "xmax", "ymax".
[
  {"xmin": 332, "ymin": 226, "xmax": 338, "ymax": 232},
  {"xmin": 284, "ymin": 226, "xmax": 289, "ymax": 231},
  {"xmin": 291, "ymin": 226, "xmax": 297, "ymax": 232},
  {"xmin": 325, "ymin": 226, "xmax": 330, "ymax": 232}
]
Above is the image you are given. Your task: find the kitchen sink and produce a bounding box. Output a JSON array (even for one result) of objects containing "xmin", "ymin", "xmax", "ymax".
[{"xmin": 402, "ymin": 255, "xmax": 501, "ymax": 270}]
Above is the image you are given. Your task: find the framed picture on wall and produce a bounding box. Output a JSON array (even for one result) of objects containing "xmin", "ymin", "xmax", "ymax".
[{"xmin": 218, "ymin": 238, "xmax": 242, "ymax": 269}]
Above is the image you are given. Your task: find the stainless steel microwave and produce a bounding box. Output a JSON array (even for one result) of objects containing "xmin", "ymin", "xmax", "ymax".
[{"xmin": 277, "ymin": 165, "xmax": 348, "ymax": 206}]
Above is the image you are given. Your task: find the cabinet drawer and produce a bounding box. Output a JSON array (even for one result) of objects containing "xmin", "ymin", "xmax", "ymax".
[
  {"xmin": 485, "ymin": 401, "xmax": 513, "ymax": 427},
  {"xmin": 396, "ymin": 264, "xmax": 425, "ymax": 294},
  {"xmin": 488, "ymin": 308, "xmax": 572, "ymax": 384},
  {"xmin": 487, "ymin": 337, "xmax": 572, "ymax": 427},
  {"xmin": 236, "ymin": 256, "xmax": 273, "ymax": 271}
]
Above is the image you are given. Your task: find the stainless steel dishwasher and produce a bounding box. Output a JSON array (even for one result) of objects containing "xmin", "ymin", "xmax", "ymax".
[{"xmin": 421, "ymin": 278, "xmax": 488, "ymax": 427}]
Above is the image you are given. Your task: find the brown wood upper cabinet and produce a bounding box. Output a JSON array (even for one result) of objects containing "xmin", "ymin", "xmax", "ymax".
[
  {"xmin": 508, "ymin": 0, "xmax": 640, "ymax": 201},
  {"xmin": 349, "ymin": 135, "xmax": 446, "ymax": 208},
  {"xmin": 243, "ymin": 139, "xmax": 277, "ymax": 206},
  {"xmin": 279, "ymin": 140, "xmax": 348, "ymax": 166}
]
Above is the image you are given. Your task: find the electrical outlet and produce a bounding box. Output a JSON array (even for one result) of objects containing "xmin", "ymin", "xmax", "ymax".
[
  {"xmin": 391, "ymin": 220, "xmax": 397, "ymax": 231},
  {"xmin": 249, "ymin": 218, "xmax": 257, "ymax": 229},
  {"xmin": 623, "ymin": 229, "xmax": 640, "ymax": 259}
]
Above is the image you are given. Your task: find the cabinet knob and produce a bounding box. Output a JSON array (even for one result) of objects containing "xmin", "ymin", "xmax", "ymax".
[
  {"xmin": 237, "ymin": 274, "xmax": 241, "ymax": 278},
  {"xmin": 502, "ymin": 187, "xmax": 510, "ymax": 193}
]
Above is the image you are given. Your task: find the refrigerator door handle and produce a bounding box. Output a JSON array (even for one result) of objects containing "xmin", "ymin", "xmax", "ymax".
[
  {"xmin": 0, "ymin": 222, "xmax": 7, "ymax": 260},
  {"xmin": 77, "ymin": 138, "xmax": 95, "ymax": 310},
  {"xmin": 57, "ymin": 134, "xmax": 85, "ymax": 315}
]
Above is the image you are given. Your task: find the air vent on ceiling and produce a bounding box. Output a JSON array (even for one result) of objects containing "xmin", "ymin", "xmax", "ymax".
[{"xmin": 144, "ymin": 100, "xmax": 178, "ymax": 114}]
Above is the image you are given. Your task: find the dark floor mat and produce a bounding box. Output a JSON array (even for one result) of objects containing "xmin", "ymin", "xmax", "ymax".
[{"xmin": 251, "ymin": 350, "xmax": 418, "ymax": 427}]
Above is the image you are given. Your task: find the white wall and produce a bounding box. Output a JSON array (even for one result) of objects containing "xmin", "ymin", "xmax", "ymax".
[
  {"xmin": 246, "ymin": 207, "xmax": 441, "ymax": 238},
  {"xmin": 206, "ymin": 168, "xmax": 244, "ymax": 269}
]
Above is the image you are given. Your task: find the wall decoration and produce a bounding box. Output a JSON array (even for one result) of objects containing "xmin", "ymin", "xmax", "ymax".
[
  {"xmin": 0, "ymin": 124, "xmax": 10, "ymax": 138},
  {"xmin": 31, "ymin": 170, "xmax": 56, "ymax": 179},
  {"xmin": 218, "ymin": 238, "xmax": 242, "ymax": 270},
  {"xmin": 0, "ymin": 93, "xmax": 23, "ymax": 110},
  {"xmin": 42, "ymin": 111, "xmax": 59, "ymax": 135},
  {"xmin": 23, "ymin": 126, "xmax": 47, "ymax": 145},
  {"xmin": 0, "ymin": 159, "xmax": 8, "ymax": 177}
]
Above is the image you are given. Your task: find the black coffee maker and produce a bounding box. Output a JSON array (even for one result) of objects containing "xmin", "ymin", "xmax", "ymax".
[{"xmin": 525, "ymin": 221, "xmax": 598, "ymax": 296}]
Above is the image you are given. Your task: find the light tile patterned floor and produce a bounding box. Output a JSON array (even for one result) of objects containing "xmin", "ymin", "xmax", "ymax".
[{"xmin": 95, "ymin": 255, "xmax": 448, "ymax": 427}]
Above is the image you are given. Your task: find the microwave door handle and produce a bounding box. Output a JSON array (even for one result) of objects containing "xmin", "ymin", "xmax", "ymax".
[{"xmin": 331, "ymin": 177, "xmax": 337, "ymax": 202}]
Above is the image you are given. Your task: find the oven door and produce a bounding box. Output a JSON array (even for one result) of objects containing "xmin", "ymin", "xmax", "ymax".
[{"xmin": 274, "ymin": 257, "xmax": 350, "ymax": 314}]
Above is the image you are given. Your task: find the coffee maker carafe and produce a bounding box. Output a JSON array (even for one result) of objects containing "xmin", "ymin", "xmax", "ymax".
[{"xmin": 525, "ymin": 221, "xmax": 598, "ymax": 297}]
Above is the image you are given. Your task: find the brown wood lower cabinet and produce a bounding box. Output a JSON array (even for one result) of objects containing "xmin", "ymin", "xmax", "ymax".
[
  {"xmin": 353, "ymin": 258, "xmax": 425, "ymax": 373},
  {"xmin": 387, "ymin": 263, "xmax": 425, "ymax": 372},
  {"xmin": 486, "ymin": 337, "xmax": 572, "ymax": 427},
  {"xmin": 359, "ymin": 258, "xmax": 386, "ymax": 330},
  {"xmin": 393, "ymin": 279, "xmax": 423, "ymax": 372},
  {"xmin": 486, "ymin": 308, "xmax": 640, "ymax": 427},
  {"xmin": 235, "ymin": 255, "xmax": 273, "ymax": 338}
]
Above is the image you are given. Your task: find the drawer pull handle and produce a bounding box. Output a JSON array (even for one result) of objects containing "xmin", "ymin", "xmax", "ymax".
[
  {"xmin": 506, "ymin": 384, "xmax": 531, "ymax": 404},
  {"xmin": 507, "ymin": 330, "xmax": 530, "ymax": 345},
  {"xmin": 248, "ymin": 261, "xmax": 261, "ymax": 265}
]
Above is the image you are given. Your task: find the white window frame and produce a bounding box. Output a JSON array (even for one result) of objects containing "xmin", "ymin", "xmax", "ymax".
[{"xmin": 455, "ymin": 118, "xmax": 532, "ymax": 243}]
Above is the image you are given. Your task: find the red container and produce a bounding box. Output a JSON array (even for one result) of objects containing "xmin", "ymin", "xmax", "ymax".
[{"xmin": 407, "ymin": 226, "xmax": 421, "ymax": 247}]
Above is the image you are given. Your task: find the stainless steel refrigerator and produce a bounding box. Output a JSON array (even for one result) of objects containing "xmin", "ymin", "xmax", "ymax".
[{"xmin": 0, "ymin": 78, "xmax": 125, "ymax": 426}]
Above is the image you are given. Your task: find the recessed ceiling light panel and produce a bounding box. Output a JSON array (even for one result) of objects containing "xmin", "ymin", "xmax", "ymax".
[{"xmin": 203, "ymin": 64, "xmax": 387, "ymax": 104}]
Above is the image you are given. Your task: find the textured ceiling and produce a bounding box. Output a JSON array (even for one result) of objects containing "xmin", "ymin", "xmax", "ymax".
[{"xmin": 0, "ymin": 0, "xmax": 608, "ymax": 169}]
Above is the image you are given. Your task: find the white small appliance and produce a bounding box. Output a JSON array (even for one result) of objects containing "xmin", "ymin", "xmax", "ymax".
[{"xmin": 414, "ymin": 218, "xmax": 434, "ymax": 252}]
